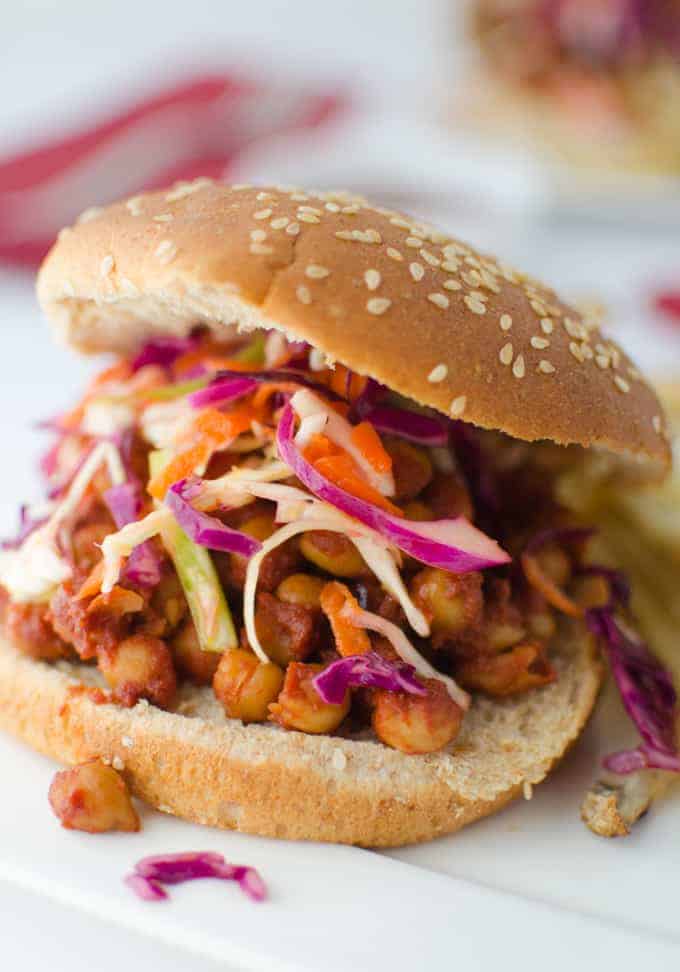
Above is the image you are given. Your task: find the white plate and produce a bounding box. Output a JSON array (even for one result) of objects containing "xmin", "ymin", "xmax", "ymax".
[{"xmin": 1, "ymin": 255, "xmax": 679, "ymax": 972}]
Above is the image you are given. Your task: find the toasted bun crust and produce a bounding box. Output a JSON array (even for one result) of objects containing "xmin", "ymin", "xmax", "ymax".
[
  {"xmin": 37, "ymin": 182, "xmax": 670, "ymax": 480},
  {"xmin": 0, "ymin": 622, "xmax": 601, "ymax": 847}
]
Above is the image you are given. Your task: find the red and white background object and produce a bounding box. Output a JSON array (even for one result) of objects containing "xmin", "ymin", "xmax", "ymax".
[{"xmin": 0, "ymin": 74, "xmax": 344, "ymax": 268}]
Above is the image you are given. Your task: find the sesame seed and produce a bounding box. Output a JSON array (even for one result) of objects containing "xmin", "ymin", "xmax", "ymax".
[
  {"xmin": 335, "ymin": 230, "xmax": 354, "ymax": 241},
  {"xmin": 428, "ymin": 364, "xmax": 448, "ymax": 383},
  {"xmin": 270, "ymin": 216, "xmax": 289, "ymax": 230},
  {"xmin": 154, "ymin": 213, "xmax": 174, "ymax": 224},
  {"xmin": 462, "ymin": 270, "xmax": 482, "ymax": 288},
  {"xmin": 464, "ymin": 255, "xmax": 481, "ymax": 269},
  {"xmin": 253, "ymin": 208, "xmax": 273, "ymax": 220},
  {"xmin": 409, "ymin": 262, "xmax": 425, "ymax": 282},
  {"xmin": 540, "ymin": 318, "xmax": 554, "ymax": 335},
  {"xmin": 530, "ymin": 300, "xmax": 548, "ymax": 316},
  {"xmin": 286, "ymin": 222, "xmax": 300, "ymax": 236},
  {"xmin": 121, "ymin": 735, "xmax": 133, "ymax": 748},
  {"xmin": 363, "ymin": 229, "xmax": 381, "ymax": 243},
  {"xmin": 100, "ymin": 254, "xmax": 114, "ymax": 276},
  {"xmin": 112, "ymin": 755, "xmax": 125, "ymax": 772},
  {"xmin": 595, "ymin": 354, "xmax": 610, "ymax": 370},
  {"xmin": 296, "ymin": 285, "xmax": 312, "ymax": 305},
  {"xmin": 125, "ymin": 197, "xmax": 144, "ymax": 215},
  {"xmin": 468, "ymin": 290, "xmax": 488, "ymax": 303},
  {"xmin": 531, "ymin": 336, "xmax": 550, "ymax": 350},
  {"xmin": 523, "ymin": 781, "xmax": 533, "ymax": 801},
  {"xmin": 325, "ymin": 202, "xmax": 341, "ymax": 213},
  {"xmin": 441, "ymin": 261, "xmax": 460, "ymax": 275},
  {"xmin": 341, "ymin": 204, "xmax": 360, "ymax": 214},
  {"xmin": 231, "ymin": 183, "xmax": 252, "ymax": 191},
  {"xmin": 420, "ymin": 249, "xmax": 441, "ymax": 267},
  {"xmin": 256, "ymin": 191, "xmax": 272, "ymax": 200},
  {"xmin": 564, "ymin": 317, "xmax": 585, "ymax": 339},
  {"xmin": 78, "ymin": 205, "xmax": 104, "ymax": 223},
  {"xmin": 443, "ymin": 243, "xmax": 467, "ymax": 258},
  {"xmin": 250, "ymin": 229, "xmax": 267, "ymax": 242},
  {"xmin": 581, "ymin": 343, "xmax": 594, "ymax": 360},
  {"xmin": 249, "ymin": 243, "xmax": 273, "ymax": 255},
  {"xmin": 367, "ymin": 297, "xmax": 391, "ymax": 316},
  {"xmin": 405, "ymin": 237, "xmax": 422, "ymax": 248},
  {"xmin": 443, "ymin": 279, "xmax": 461, "ymax": 291},
  {"xmin": 479, "ymin": 269, "xmax": 501, "ymax": 293},
  {"xmin": 464, "ymin": 296, "xmax": 486, "ymax": 315},
  {"xmin": 166, "ymin": 178, "xmax": 212, "ymax": 201},
  {"xmin": 291, "ymin": 193, "xmax": 308, "ymax": 201},
  {"xmin": 653, "ymin": 415, "xmax": 662, "ymax": 434},
  {"xmin": 538, "ymin": 360, "xmax": 556, "ymax": 374},
  {"xmin": 154, "ymin": 240, "xmax": 177, "ymax": 264},
  {"xmin": 306, "ymin": 264, "xmax": 330, "ymax": 280},
  {"xmin": 569, "ymin": 342, "xmax": 584, "ymax": 363},
  {"xmin": 512, "ymin": 355, "xmax": 526, "ymax": 379},
  {"xmin": 499, "ymin": 343, "xmax": 513, "ymax": 366},
  {"xmin": 410, "ymin": 227, "xmax": 426, "ymax": 240},
  {"xmin": 428, "ymin": 293, "xmax": 449, "ymax": 310},
  {"xmin": 364, "ymin": 269, "xmax": 381, "ymax": 290},
  {"xmin": 390, "ymin": 217, "xmax": 412, "ymax": 229},
  {"xmin": 449, "ymin": 395, "xmax": 467, "ymax": 418},
  {"xmin": 297, "ymin": 205, "xmax": 322, "ymax": 215},
  {"xmin": 614, "ymin": 375, "xmax": 630, "ymax": 394},
  {"xmin": 387, "ymin": 247, "xmax": 403, "ymax": 261},
  {"xmin": 500, "ymin": 314, "xmax": 513, "ymax": 331}
]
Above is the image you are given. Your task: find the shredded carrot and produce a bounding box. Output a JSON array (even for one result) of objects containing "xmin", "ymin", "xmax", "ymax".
[
  {"xmin": 303, "ymin": 433, "xmax": 340, "ymax": 465},
  {"xmin": 350, "ymin": 421, "xmax": 392, "ymax": 475},
  {"xmin": 75, "ymin": 560, "xmax": 105, "ymax": 600},
  {"xmin": 320, "ymin": 581, "xmax": 371, "ymax": 657},
  {"xmin": 521, "ymin": 552, "xmax": 583, "ymax": 618},
  {"xmin": 148, "ymin": 405, "xmax": 257, "ymax": 500},
  {"xmin": 314, "ymin": 456, "xmax": 402, "ymax": 515},
  {"xmin": 328, "ymin": 365, "xmax": 368, "ymax": 402},
  {"xmin": 87, "ymin": 360, "xmax": 132, "ymax": 391}
]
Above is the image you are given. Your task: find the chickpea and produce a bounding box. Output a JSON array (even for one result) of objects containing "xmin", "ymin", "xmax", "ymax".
[
  {"xmin": 402, "ymin": 500, "xmax": 432, "ymax": 522},
  {"xmin": 410, "ymin": 568, "xmax": 483, "ymax": 636},
  {"xmin": 213, "ymin": 648, "xmax": 284, "ymax": 723},
  {"xmin": 4, "ymin": 601, "xmax": 68, "ymax": 661},
  {"xmin": 70, "ymin": 520, "xmax": 111, "ymax": 573},
  {"xmin": 372, "ymin": 679, "xmax": 463, "ymax": 754},
  {"xmin": 424, "ymin": 470, "xmax": 474, "ymax": 521},
  {"xmin": 570, "ymin": 573, "xmax": 611, "ymax": 610},
  {"xmin": 526, "ymin": 610, "xmax": 556, "ymax": 641},
  {"xmin": 299, "ymin": 530, "xmax": 366, "ymax": 578},
  {"xmin": 483, "ymin": 579, "xmax": 526, "ymax": 651},
  {"xmin": 269, "ymin": 662, "xmax": 350, "ymax": 734},
  {"xmin": 276, "ymin": 573, "xmax": 326, "ymax": 610},
  {"xmin": 151, "ymin": 568, "xmax": 188, "ymax": 632},
  {"xmin": 383, "ymin": 438, "xmax": 433, "ymax": 502},
  {"xmin": 48, "ymin": 760, "xmax": 140, "ymax": 833},
  {"xmin": 534, "ymin": 545, "xmax": 571, "ymax": 588},
  {"xmin": 222, "ymin": 509, "xmax": 300, "ymax": 591},
  {"xmin": 98, "ymin": 634, "xmax": 177, "ymax": 709},
  {"xmin": 455, "ymin": 641, "xmax": 555, "ymax": 697},
  {"xmin": 171, "ymin": 618, "xmax": 220, "ymax": 684},
  {"xmin": 253, "ymin": 592, "xmax": 318, "ymax": 666}
]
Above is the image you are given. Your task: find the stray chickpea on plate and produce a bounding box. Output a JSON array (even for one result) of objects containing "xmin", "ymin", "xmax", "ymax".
[{"xmin": 0, "ymin": 182, "xmax": 676, "ymax": 876}]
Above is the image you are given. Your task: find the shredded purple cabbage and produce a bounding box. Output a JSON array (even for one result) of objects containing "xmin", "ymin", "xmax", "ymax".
[
  {"xmin": 103, "ymin": 482, "xmax": 162, "ymax": 589},
  {"xmin": 165, "ymin": 479, "xmax": 261, "ymax": 557},
  {"xmin": 1, "ymin": 505, "xmax": 48, "ymax": 550},
  {"xmin": 349, "ymin": 378, "xmax": 386, "ymax": 420},
  {"xmin": 583, "ymin": 565, "xmax": 680, "ymax": 774},
  {"xmin": 313, "ymin": 651, "xmax": 426, "ymax": 705},
  {"xmin": 188, "ymin": 375, "xmax": 257, "ymax": 410},
  {"xmin": 277, "ymin": 403, "xmax": 510, "ymax": 574},
  {"xmin": 131, "ymin": 336, "xmax": 199, "ymax": 373},
  {"xmin": 127, "ymin": 852, "xmax": 267, "ymax": 903},
  {"xmin": 360, "ymin": 404, "xmax": 449, "ymax": 447},
  {"xmin": 124, "ymin": 873, "xmax": 168, "ymax": 902},
  {"xmin": 212, "ymin": 367, "xmax": 345, "ymax": 401}
]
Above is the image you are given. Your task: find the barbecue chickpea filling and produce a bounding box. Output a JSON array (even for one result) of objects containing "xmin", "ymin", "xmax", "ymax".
[{"xmin": 0, "ymin": 330, "xmax": 612, "ymax": 755}]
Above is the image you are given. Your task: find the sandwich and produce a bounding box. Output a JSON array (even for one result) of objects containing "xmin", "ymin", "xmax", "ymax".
[
  {"xmin": 0, "ymin": 181, "xmax": 673, "ymax": 847},
  {"xmin": 466, "ymin": 0, "xmax": 680, "ymax": 175}
]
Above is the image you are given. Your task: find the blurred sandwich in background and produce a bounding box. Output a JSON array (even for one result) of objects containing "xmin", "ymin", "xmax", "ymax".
[{"xmin": 464, "ymin": 0, "xmax": 680, "ymax": 175}]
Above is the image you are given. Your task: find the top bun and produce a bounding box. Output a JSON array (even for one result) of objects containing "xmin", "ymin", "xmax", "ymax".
[{"xmin": 37, "ymin": 180, "xmax": 670, "ymax": 479}]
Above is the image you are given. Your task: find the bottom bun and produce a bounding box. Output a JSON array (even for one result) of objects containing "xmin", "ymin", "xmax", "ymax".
[{"xmin": 0, "ymin": 623, "xmax": 602, "ymax": 847}]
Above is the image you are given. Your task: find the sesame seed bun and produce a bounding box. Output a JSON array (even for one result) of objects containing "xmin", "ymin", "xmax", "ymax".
[
  {"xmin": 37, "ymin": 181, "xmax": 670, "ymax": 479},
  {"xmin": 0, "ymin": 621, "xmax": 601, "ymax": 847}
]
